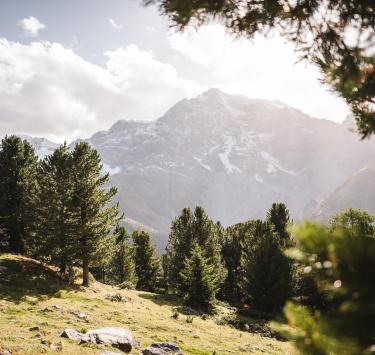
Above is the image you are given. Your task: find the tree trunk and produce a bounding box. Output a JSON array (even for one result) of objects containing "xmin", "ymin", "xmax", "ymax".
[
  {"xmin": 9, "ymin": 226, "xmax": 24, "ymax": 255},
  {"xmin": 82, "ymin": 257, "xmax": 90, "ymax": 287},
  {"xmin": 60, "ymin": 263, "xmax": 66, "ymax": 274}
]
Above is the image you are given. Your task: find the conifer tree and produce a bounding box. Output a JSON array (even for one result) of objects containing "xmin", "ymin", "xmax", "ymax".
[
  {"xmin": 266, "ymin": 202, "xmax": 292, "ymax": 247},
  {"xmin": 180, "ymin": 244, "xmax": 220, "ymax": 312},
  {"xmin": 132, "ymin": 230, "xmax": 161, "ymax": 292},
  {"xmin": 241, "ymin": 220, "xmax": 293, "ymax": 313},
  {"xmin": 0, "ymin": 135, "xmax": 38, "ymax": 255},
  {"xmin": 36, "ymin": 143, "xmax": 77, "ymax": 272},
  {"xmin": 165, "ymin": 206, "xmax": 225, "ymax": 294},
  {"xmin": 107, "ymin": 225, "xmax": 137, "ymax": 287},
  {"xmin": 71, "ymin": 142, "xmax": 121, "ymax": 287},
  {"xmin": 220, "ymin": 221, "xmax": 253, "ymax": 303},
  {"xmin": 164, "ymin": 207, "xmax": 194, "ymax": 289}
]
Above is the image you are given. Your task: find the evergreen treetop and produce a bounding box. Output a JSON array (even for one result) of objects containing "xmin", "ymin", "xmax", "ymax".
[
  {"xmin": 132, "ymin": 230, "xmax": 161, "ymax": 292},
  {"xmin": 0, "ymin": 135, "xmax": 38, "ymax": 255},
  {"xmin": 180, "ymin": 244, "xmax": 221, "ymax": 313}
]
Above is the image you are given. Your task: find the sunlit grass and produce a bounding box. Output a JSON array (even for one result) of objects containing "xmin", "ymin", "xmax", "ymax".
[{"xmin": 0, "ymin": 253, "xmax": 295, "ymax": 354}]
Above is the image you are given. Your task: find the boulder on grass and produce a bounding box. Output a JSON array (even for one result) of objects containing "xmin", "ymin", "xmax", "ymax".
[
  {"xmin": 80, "ymin": 327, "xmax": 133, "ymax": 352},
  {"xmin": 61, "ymin": 329, "xmax": 84, "ymax": 341},
  {"xmin": 142, "ymin": 342, "xmax": 182, "ymax": 355}
]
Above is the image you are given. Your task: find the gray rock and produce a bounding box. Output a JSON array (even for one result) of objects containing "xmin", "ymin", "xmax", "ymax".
[
  {"xmin": 61, "ymin": 328, "xmax": 84, "ymax": 341},
  {"xmin": 0, "ymin": 350, "xmax": 11, "ymax": 355},
  {"xmin": 142, "ymin": 342, "xmax": 182, "ymax": 355},
  {"xmin": 99, "ymin": 352, "xmax": 121, "ymax": 355},
  {"xmin": 81, "ymin": 327, "xmax": 133, "ymax": 352}
]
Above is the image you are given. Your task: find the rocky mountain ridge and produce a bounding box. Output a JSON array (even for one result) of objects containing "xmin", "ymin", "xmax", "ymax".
[{"xmin": 23, "ymin": 89, "xmax": 375, "ymax": 247}]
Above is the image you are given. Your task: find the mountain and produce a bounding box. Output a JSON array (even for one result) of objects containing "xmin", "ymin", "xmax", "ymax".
[
  {"xmin": 24, "ymin": 89, "xmax": 375, "ymax": 248},
  {"xmin": 313, "ymin": 167, "xmax": 375, "ymax": 221},
  {"xmin": 85, "ymin": 89, "xmax": 375, "ymax": 247},
  {"xmin": 19, "ymin": 135, "xmax": 60, "ymax": 159}
]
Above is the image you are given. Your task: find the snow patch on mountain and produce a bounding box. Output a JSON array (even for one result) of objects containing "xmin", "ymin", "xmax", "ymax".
[
  {"xmin": 194, "ymin": 157, "xmax": 211, "ymax": 171},
  {"xmin": 218, "ymin": 136, "xmax": 241, "ymax": 174},
  {"xmin": 261, "ymin": 151, "xmax": 298, "ymax": 176}
]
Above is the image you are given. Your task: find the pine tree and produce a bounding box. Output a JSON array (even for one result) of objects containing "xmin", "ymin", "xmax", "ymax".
[
  {"xmin": 36, "ymin": 143, "xmax": 77, "ymax": 272},
  {"xmin": 220, "ymin": 221, "xmax": 253, "ymax": 303},
  {"xmin": 0, "ymin": 135, "xmax": 38, "ymax": 255},
  {"xmin": 165, "ymin": 206, "xmax": 225, "ymax": 294},
  {"xmin": 107, "ymin": 225, "xmax": 137, "ymax": 287},
  {"xmin": 266, "ymin": 202, "xmax": 293, "ymax": 248},
  {"xmin": 132, "ymin": 230, "xmax": 161, "ymax": 292},
  {"xmin": 240, "ymin": 220, "xmax": 293, "ymax": 313},
  {"xmin": 180, "ymin": 244, "xmax": 220, "ymax": 313},
  {"xmin": 284, "ymin": 221, "xmax": 375, "ymax": 354},
  {"xmin": 71, "ymin": 142, "xmax": 121, "ymax": 287},
  {"xmin": 164, "ymin": 207, "xmax": 194, "ymax": 290}
]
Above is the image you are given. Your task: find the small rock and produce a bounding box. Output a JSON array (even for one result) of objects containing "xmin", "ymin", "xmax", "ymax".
[
  {"xmin": 32, "ymin": 333, "xmax": 41, "ymax": 338},
  {"xmin": 41, "ymin": 307, "xmax": 52, "ymax": 313},
  {"xmin": 243, "ymin": 324, "xmax": 250, "ymax": 331},
  {"xmin": 192, "ymin": 334, "xmax": 200, "ymax": 339},
  {"xmin": 52, "ymin": 305, "xmax": 62, "ymax": 310},
  {"xmin": 0, "ymin": 350, "xmax": 11, "ymax": 355},
  {"xmin": 132, "ymin": 339, "xmax": 141, "ymax": 347},
  {"xmin": 61, "ymin": 328, "xmax": 84, "ymax": 341},
  {"xmin": 77, "ymin": 312, "xmax": 88, "ymax": 319},
  {"xmin": 142, "ymin": 342, "xmax": 182, "ymax": 355},
  {"xmin": 100, "ymin": 352, "xmax": 121, "ymax": 355},
  {"xmin": 29, "ymin": 326, "xmax": 40, "ymax": 331}
]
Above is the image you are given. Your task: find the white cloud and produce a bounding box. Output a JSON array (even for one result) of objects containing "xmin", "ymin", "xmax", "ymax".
[
  {"xmin": 0, "ymin": 39, "xmax": 200, "ymax": 142},
  {"xmin": 108, "ymin": 18, "xmax": 123, "ymax": 30},
  {"xmin": 169, "ymin": 25, "xmax": 350, "ymax": 122},
  {"xmin": 17, "ymin": 16, "xmax": 45, "ymax": 37}
]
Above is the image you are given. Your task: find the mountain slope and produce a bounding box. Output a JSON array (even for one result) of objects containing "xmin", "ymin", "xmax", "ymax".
[
  {"xmin": 24, "ymin": 89, "xmax": 375, "ymax": 248},
  {"xmin": 313, "ymin": 167, "xmax": 375, "ymax": 221},
  {"xmin": 86, "ymin": 89, "xmax": 375, "ymax": 246}
]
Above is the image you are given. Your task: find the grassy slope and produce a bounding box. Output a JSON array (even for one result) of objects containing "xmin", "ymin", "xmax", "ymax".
[{"xmin": 0, "ymin": 254, "xmax": 295, "ymax": 355}]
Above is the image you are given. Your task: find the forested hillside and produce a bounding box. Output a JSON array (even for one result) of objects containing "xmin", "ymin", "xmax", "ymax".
[{"xmin": 0, "ymin": 135, "xmax": 374, "ymax": 354}]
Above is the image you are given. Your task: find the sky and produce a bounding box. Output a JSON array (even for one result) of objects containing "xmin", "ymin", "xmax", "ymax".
[{"xmin": 0, "ymin": 0, "xmax": 350, "ymax": 142}]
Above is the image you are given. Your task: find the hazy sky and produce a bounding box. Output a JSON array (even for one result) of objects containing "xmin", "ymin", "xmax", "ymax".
[{"xmin": 0, "ymin": 0, "xmax": 350, "ymax": 142}]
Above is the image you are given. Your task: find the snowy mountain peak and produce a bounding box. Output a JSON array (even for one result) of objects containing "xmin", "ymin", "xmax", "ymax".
[{"xmin": 21, "ymin": 89, "xmax": 375, "ymax": 248}]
